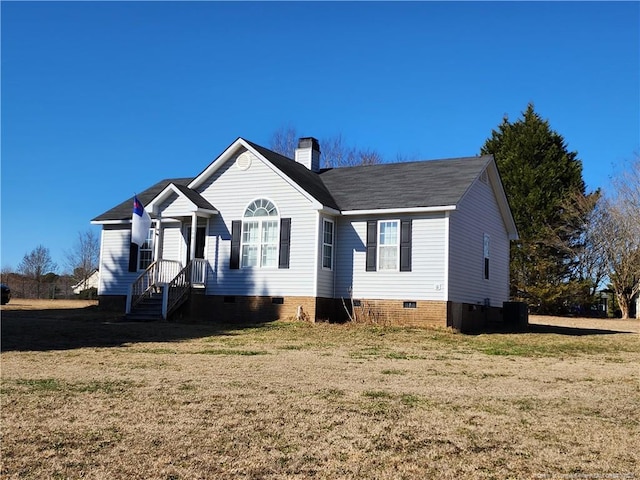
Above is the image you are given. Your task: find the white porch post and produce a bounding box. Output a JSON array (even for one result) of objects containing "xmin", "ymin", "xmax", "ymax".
[
  {"xmin": 189, "ymin": 213, "xmax": 197, "ymax": 263},
  {"xmin": 154, "ymin": 217, "xmax": 163, "ymax": 261}
]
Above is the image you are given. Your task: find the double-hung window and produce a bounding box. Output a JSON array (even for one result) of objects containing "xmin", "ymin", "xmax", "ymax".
[
  {"xmin": 366, "ymin": 219, "xmax": 411, "ymax": 272},
  {"xmin": 322, "ymin": 219, "xmax": 334, "ymax": 270},
  {"xmin": 241, "ymin": 199, "xmax": 279, "ymax": 268},
  {"xmin": 378, "ymin": 220, "xmax": 399, "ymax": 270},
  {"xmin": 138, "ymin": 228, "xmax": 155, "ymax": 270}
]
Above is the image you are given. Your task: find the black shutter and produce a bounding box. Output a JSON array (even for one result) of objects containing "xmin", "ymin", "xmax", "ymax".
[
  {"xmin": 366, "ymin": 220, "xmax": 377, "ymax": 271},
  {"xmin": 230, "ymin": 221, "xmax": 241, "ymax": 270},
  {"xmin": 279, "ymin": 218, "xmax": 291, "ymax": 269},
  {"xmin": 400, "ymin": 219, "xmax": 412, "ymax": 272},
  {"xmin": 128, "ymin": 243, "xmax": 139, "ymax": 272}
]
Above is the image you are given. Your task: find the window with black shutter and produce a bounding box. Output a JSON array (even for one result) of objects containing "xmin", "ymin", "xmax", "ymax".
[
  {"xmin": 230, "ymin": 220, "xmax": 241, "ymax": 269},
  {"xmin": 128, "ymin": 243, "xmax": 139, "ymax": 272},
  {"xmin": 400, "ymin": 219, "xmax": 412, "ymax": 272},
  {"xmin": 278, "ymin": 218, "xmax": 291, "ymax": 269},
  {"xmin": 366, "ymin": 220, "xmax": 377, "ymax": 271}
]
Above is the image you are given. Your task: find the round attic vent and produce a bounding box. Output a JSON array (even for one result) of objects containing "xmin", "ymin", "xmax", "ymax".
[{"xmin": 236, "ymin": 152, "xmax": 252, "ymax": 171}]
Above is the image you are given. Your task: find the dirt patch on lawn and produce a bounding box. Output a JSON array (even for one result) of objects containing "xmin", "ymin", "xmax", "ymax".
[
  {"xmin": 530, "ymin": 314, "xmax": 639, "ymax": 334},
  {"xmin": 1, "ymin": 298, "xmax": 99, "ymax": 311}
]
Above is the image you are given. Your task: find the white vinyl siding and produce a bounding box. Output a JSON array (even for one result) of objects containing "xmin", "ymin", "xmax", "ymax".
[
  {"xmin": 448, "ymin": 176, "xmax": 510, "ymax": 305},
  {"xmin": 198, "ymin": 150, "xmax": 318, "ymax": 297},
  {"xmin": 316, "ymin": 214, "xmax": 336, "ymax": 298},
  {"xmin": 160, "ymin": 223, "xmax": 182, "ymax": 263},
  {"xmin": 97, "ymin": 225, "xmax": 139, "ymax": 296},
  {"xmin": 335, "ymin": 214, "xmax": 447, "ymax": 301},
  {"xmin": 158, "ymin": 193, "xmax": 195, "ymax": 218}
]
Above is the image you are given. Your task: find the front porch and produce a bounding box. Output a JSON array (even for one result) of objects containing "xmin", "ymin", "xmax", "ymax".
[{"xmin": 125, "ymin": 258, "xmax": 208, "ymax": 321}]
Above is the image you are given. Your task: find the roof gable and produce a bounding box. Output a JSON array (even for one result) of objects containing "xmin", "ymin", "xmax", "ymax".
[
  {"xmin": 189, "ymin": 137, "xmax": 337, "ymax": 211},
  {"xmin": 147, "ymin": 183, "xmax": 217, "ymax": 216}
]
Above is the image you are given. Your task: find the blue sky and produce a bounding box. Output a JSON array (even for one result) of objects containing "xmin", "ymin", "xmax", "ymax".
[{"xmin": 1, "ymin": 1, "xmax": 638, "ymax": 272}]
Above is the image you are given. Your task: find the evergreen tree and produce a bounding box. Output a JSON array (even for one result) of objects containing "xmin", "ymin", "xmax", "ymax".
[{"xmin": 481, "ymin": 104, "xmax": 595, "ymax": 313}]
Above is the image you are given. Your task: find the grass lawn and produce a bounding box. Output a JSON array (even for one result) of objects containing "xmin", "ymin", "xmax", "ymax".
[{"xmin": 1, "ymin": 300, "xmax": 639, "ymax": 479}]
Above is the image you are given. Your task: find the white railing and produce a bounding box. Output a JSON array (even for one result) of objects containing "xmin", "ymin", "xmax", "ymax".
[
  {"xmin": 126, "ymin": 259, "xmax": 182, "ymax": 314},
  {"xmin": 190, "ymin": 258, "xmax": 207, "ymax": 286},
  {"xmin": 163, "ymin": 259, "xmax": 208, "ymax": 319}
]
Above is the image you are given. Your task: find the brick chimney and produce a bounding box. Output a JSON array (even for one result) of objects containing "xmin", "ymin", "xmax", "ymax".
[{"xmin": 294, "ymin": 137, "xmax": 321, "ymax": 172}]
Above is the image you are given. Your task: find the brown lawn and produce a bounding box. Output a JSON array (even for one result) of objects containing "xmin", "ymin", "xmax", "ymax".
[{"xmin": 1, "ymin": 300, "xmax": 639, "ymax": 479}]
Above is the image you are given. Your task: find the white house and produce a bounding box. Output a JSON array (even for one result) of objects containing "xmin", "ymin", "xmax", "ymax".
[
  {"xmin": 91, "ymin": 137, "xmax": 519, "ymax": 331},
  {"xmin": 71, "ymin": 270, "xmax": 100, "ymax": 295}
]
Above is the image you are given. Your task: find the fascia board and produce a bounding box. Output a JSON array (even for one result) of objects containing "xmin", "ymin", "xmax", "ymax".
[
  {"xmin": 341, "ymin": 205, "xmax": 457, "ymax": 216},
  {"xmin": 318, "ymin": 206, "xmax": 341, "ymax": 216},
  {"xmin": 486, "ymin": 160, "xmax": 519, "ymax": 240},
  {"xmin": 91, "ymin": 220, "xmax": 130, "ymax": 225},
  {"xmin": 188, "ymin": 137, "xmax": 245, "ymax": 190}
]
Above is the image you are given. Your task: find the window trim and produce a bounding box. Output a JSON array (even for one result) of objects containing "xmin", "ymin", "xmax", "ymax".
[
  {"xmin": 322, "ymin": 218, "xmax": 334, "ymax": 271},
  {"xmin": 377, "ymin": 219, "xmax": 400, "ymax": 271}
]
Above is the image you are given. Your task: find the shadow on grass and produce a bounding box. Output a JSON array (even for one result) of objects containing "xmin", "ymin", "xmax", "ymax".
[
  {"xmin": 0, "ymin": 306, "xmax": 274, "ymax": 352},
  {"xmin": 481, "ymin": 322, "xmax": 633, "ymax": 336},
  {"xmin": 525, "ymin": 323, "xmax": 633, "ymax": 336}
]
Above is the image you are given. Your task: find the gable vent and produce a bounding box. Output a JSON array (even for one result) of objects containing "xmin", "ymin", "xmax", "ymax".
[
  {"xmin": 480, "ymin": 170, "xmax": 489, "ymax": 184},
  {"xmin": 236, "ymin": 152, "xmax": 252, "ymax": 171}
]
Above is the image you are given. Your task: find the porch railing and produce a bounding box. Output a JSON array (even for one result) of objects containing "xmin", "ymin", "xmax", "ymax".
[
  {"xmin": 126, "ymin": 259, "xmax": 182, "ymax": 314},
  {"xmin": 163, "ymin": 259, "xmax": 208, "ymax": 319}
]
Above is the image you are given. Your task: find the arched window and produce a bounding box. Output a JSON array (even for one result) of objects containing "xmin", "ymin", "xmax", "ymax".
[{"xmin": 241, "ymin": 199, "xmax": 279, "ymax": 267}]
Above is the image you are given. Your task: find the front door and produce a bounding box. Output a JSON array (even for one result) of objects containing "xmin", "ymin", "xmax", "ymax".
[{"xmin": 185, "ymin": 226, "xmax": 206, "ymax": 263}]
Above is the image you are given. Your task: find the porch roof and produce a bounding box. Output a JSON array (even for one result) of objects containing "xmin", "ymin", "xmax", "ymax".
[
  {"xmin": 147, "ymin": 182, "xmax": 218, "ymax": 217},
  {"xmin": 91, "ymin": 178, "xmax": 192, "ymax": 223}
]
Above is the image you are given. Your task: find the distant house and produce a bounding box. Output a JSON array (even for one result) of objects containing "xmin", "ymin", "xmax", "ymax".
[
  {"xmin": 91, "ymin": 137, "xmax": 518, "ymax": 330},
  {"xmin": 71, "ymin": 270, "xmax": 100, "ymax": 295}
]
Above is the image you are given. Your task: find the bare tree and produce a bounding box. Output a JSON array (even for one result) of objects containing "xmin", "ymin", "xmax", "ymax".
[
  {"xmin": 593, "ymin": 156, "xmax": 640, "ymax": 318},
  {"xmin": 270, "ymin": 126, "xmax": 298, "ymax": 159},
  {"xmin": 64, "ymin": 229, "xmax": 100, "ymax": 292},
  {"xmin": 269, "ymin": 127, "xmax": 383, "ymax": 168},
  {"xmin": 18, "ymin": 245, "xmax": 57, "ymax": 299}
]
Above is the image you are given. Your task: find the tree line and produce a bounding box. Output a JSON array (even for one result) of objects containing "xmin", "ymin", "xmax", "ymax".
[{"xmin": 1, "ymin": 230, "xmax": 100, "ymax": 300}]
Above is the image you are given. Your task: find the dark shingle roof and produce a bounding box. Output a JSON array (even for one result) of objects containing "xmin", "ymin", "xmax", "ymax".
[
  {"xmin": 91, "ymin": 178, "xmax": 192, "ymax": 222},
  {"xmin": 319, "ymin": 156, "xmax": 492, "ymax": 211}
]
